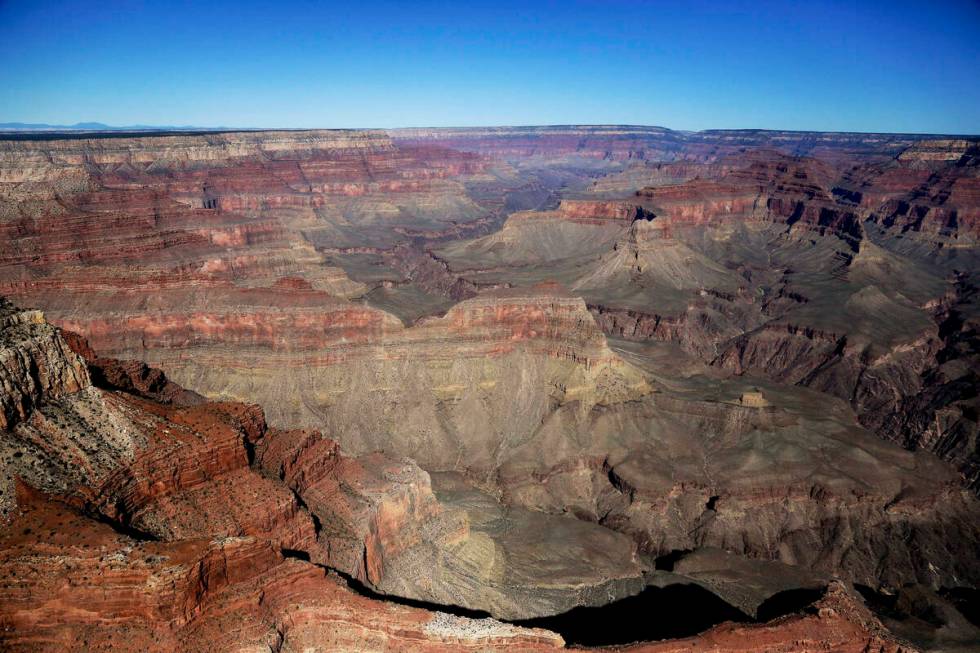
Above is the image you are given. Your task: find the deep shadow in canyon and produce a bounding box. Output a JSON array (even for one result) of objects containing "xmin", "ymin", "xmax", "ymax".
[
  {"xmin": 513, "ymin": 584, "xmax": 751, "ymax": 647},
  {"xmin": 287, "ymin": 541, "xmax": 828, "ymax": 650}
]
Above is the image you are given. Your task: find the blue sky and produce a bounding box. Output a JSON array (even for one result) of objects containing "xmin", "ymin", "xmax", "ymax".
[{"xmin": 1, "ymin": 0, "xmax": 978, "ymax": 133}]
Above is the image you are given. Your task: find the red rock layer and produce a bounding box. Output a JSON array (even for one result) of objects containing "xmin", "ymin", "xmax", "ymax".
[
  {"xmin": 254, "ymin": 426, "xmax": 448, "ymax": 586},
  {"xmin": 62, "ymin": 329, "xmax": 204, "ymax": 405},
  {"xmin": 631, "ymin": 143, "xmax": 980, "ymax": 243},
  {"xmin": 633, "ymin": 151, "xmax": 866, "ymax": 242},
  {"xmin": 868, "ymin": 144, "xmax": 980, "ymax": 243},
  {"xmin": 0, "ymin": 129, "xmax": 497, "ymax": 315},
  {"xmin": 37, "ymin": 283, "xmax": 626, "ymax": 373},
  {"xmin": 512, "ymin": 199, "xmax": 654, "ymax": 226},
  {"xmin": 0, "ymin": 489, "xmax": 564, "ymax": 652},
  {"xmin": 412, "ymin": 285, "xmax": 626, "ymax": 365}
]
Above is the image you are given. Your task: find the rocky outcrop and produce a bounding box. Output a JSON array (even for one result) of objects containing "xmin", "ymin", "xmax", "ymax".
[
  {"xmin": 1, "ymin": 354, "xmax": 316, "ymax": 557},
  {"xmin": 254, "ymin": 425, "xmax": 444, "ymax": 583},
  {"xmin": 0, "ymin": 299, "xmax": 88, "ymax": 430},
  {"xmin": 61, "ymin": 329, "xmax": 204, "ymax": 406},
  {"xmin": 552, "ymin": 199, "xmax": 655, "ymax": 224}
]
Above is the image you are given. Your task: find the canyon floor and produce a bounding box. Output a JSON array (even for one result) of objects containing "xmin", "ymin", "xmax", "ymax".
[{"xmin": 1, "ymin": 126, "xmax": 979, "ymax": 651}]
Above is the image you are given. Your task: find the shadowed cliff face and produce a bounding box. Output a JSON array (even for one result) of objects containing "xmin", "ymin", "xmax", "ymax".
[{"xmin": 1, "ymin": 127, "xmax": 979, "ymax": 651}]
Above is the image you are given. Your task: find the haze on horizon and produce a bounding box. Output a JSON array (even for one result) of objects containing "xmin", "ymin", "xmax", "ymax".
[{"xmin": 1, "ymin": 0, "xmax": 978, "ymax": 134}]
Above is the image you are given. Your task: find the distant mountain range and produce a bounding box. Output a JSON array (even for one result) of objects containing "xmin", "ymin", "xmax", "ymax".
[{"xmin": 0, "ymin": 122, "xmax": 226, "ymax": 131}]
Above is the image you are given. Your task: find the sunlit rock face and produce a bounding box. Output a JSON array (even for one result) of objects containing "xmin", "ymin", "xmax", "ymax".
[
  {"xmin": 0, "ymin": 299, "xmax": 89, "ymax": 430},
  {"xmin": 1, "ymin": 127, "xmax": 979, "ymax": 651}
]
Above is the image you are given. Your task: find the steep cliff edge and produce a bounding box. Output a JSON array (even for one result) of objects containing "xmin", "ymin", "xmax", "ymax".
[
  {"xmin": 0, "ymin": 298, "xmax": 89, "ymax": 430},
  {"xmin": 0, "ymin": 488, "xmax": 567, "ymax": 652}
]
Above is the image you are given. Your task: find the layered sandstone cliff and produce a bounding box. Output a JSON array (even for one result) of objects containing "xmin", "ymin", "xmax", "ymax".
[
  {"xmin": 37, "ymin": 283, "xmax": 650, "ymax": 475},
  {"xmin": 0, "ymin": 299, "xmax": 89, "ymax": 430}
]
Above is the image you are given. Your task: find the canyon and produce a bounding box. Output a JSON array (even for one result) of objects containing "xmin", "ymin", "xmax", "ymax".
[{"xmin": 1, "ymin": 125, "xmax": 979, "ymax": 651}]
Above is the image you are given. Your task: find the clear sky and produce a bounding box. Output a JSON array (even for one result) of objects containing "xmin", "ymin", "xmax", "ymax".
[{"xmin": 1, "ymin": 0, "xmax": 978, "ymax": 133}]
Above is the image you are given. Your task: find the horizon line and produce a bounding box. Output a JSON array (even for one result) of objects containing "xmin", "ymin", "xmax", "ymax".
[{"xmin": 2, "ymin": 122, "xmax": 979, "ymax": 139}]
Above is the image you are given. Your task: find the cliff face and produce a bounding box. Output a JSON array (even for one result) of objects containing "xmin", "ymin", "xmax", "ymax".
[
  {"xmin": 34, "ymin": 283, "xmax": 649, "ymax": 474},
  {"xmin": 0, "ymin": 301, "xmax": 631, "ymax": 642},
  {"xmin": 0, "ymin": 491, "xmax": 567, "ymax": 652},
  {"xmin": 0, "ymin": 128, "xmax": 493, "ymax": 298},
  {"xmin": 0, "ymin": 299, "xmax": 88, "ymax": 430}
]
